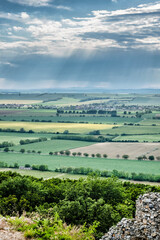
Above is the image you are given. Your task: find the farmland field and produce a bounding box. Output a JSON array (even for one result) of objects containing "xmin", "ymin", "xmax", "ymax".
[
  {"xmin": 70, "ymin": 142, "xmax": 160, "ymax": 159},
  {"xmin": 0, "ymin": 92, "xmax": 160, "ymax": 182},
  {"xmin": 0, "ymin": 100, "xmax": 42, "ymax": 104},
  {"xmin": 114, "ymin": 135, "xmax": 160, "ymax": 142},
  {"xmin": 0, "ymin": 169, "xmax": 87, "ymax": 180},
  {"xmin": 102, "ymin": 125, "xmax": 160, "ymax": 135},
  {"xmin": 0, "ymin": 121, "xmax": 115, "ymax": 134},
  {"xmin": 12, "ymin": 139, "xmax": 94, "ymax": 153},
  {"xmin": 0, "ymin": 152, "xmax": 160, "ymax": 175}
]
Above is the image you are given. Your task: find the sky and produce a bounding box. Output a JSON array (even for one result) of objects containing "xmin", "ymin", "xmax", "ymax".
[{"xmin": 0, "ymin": 0, "xmax": 160, "ymax": 90}]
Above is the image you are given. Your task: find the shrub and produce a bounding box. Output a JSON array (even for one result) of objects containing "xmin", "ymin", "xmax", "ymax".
[
  {"xmin": 122, "ymin": 154, "xmax": 129, "ymax": 159},
  {"xmin": 65, "ymin": 150, "xmax": 71, "ymax": 156},
  {"xmin": 148, "ymin": 155, "xmax": 154, "ymax": 161},
  {"xmin": 96, "ymin": 153, "xmax": 101, "ymax": 158},
  {"xmin": 83, "ymin": 153, "xmax": 89, "ymax": 157},
  {"xmin": 4, "ymin": 147, "xmax": 9, "ymax": 152},
  {"xmin": 25, "ymin": 164, "xmax": 31, "ymax": 168},
  {"xmin": 20, "ymin": 149, "xmax": 25, "ymax": 154},
  {"xmin": 60, "ymin": 150, "xmax": 64, "ymax": 155}
]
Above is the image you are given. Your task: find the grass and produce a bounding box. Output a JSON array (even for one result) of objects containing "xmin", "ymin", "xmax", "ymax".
[
  {"xmin": 0, "ymin": 100, "xmax": 42, "ymax": 104},
  {"xmin": 102, "ymin": 125, "xmax": 160, "ymax": 135},
  {"xmin": 0, "ymin": 169, "xmax": 87, "ymax": 179},
  {"xmin": 0, "ymin": 121, "xmax": 115, "ymax": 134},
  {"xmin": 114, "ymin": 135, "xmax": 160, "ymax": 142},
  {"xmin": 0, "ymin": 152, "xmax": 160, "ymax": 175},
  {"xmin": 0, "ymin": 115, "xmax": 141, "ymax": 124},
  {"xmin": 12, "ymin": 139, "xmax": 94, "ymax": 153},
  {"xmin": 40, "ymin": 97, "xmax": 80, "ymax": 106},
  {"xmin": 0, "ymin": 132, "xmax": 56, "ymax": 144}
]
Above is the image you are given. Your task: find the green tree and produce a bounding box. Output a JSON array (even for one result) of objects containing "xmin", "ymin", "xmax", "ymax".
[
  {"xmin": 25, "ymin": 164, "xmax": 31, "ymax": 168},
  {"xmin": 122, "ymin": 154, "xmax": 129, "ymax": 159},
  {"xmin": 148, "ymin": 155, "xmax": 154, "ymax": 161},
  {"xmin": 83, "ymin": 153, "xmax": 89, "ymax": 157},
  {"xmin": 65, "ymin": 150, "xmax": 71, "ymax": 156},
  {"xmin": 4, "ymin": 147, "xmax": 9, "ymax": 152},
  {"xmin": 20, "ymin": 149, "xmax": 25, "ymax": 154},
  {"xmin": 103, "ymin": 154, "xmax": 108, "ymax": 158},
  {"xmin": 96, "ymin": 153, "xmax": 101, "ymax": 158}
]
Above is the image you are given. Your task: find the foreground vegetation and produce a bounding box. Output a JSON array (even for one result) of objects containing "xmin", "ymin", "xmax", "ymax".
[{"xmin": 0, "ymin": 171, "xmax": 160, "ymax": 239}]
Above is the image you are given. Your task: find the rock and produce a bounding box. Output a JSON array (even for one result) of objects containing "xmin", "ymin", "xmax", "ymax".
[{"xmin": 100, "ymin": 192, "xmax": 160, "ymax": 240}]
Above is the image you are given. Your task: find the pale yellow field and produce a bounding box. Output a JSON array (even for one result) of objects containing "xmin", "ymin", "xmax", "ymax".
[
  {"xmin": 0, "ymin": 121, "xmax": 115, "ymax": 134},
  {"xmin": 70, "ymin": 142, "xmax": 160, "ymax": 159},
  {"xmin": 0, "ymin": 100, "xmax": 42, "ymax": 104}
]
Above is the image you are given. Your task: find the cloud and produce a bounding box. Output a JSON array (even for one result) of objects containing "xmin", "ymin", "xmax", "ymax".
[
  {"xmin": 1, "ymin": 1, "xmax": 160, "ymax": 58},
  {"xmin": 7, "ymin": 0, "xmax": 52, "ymax": 7},
  {"xmin": 54, "ymin": 5, "xmax": 72, "ymax": 11}
]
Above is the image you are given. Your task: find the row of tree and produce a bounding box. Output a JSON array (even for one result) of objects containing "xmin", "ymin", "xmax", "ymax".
[{"xmin": 55, "ymin": 167, "xmax": 160, "ymax": 182}]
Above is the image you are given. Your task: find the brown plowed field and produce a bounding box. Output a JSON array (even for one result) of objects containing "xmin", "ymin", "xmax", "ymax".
[{"xmin": 70, "ymin": 142, "xmax": 160, "ymax": 159}]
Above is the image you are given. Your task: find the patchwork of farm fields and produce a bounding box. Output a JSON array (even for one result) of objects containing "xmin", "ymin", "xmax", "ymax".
[
  {"xmin": 0, "ymin": 152, "xmax": 160, "ymax": 175},
  {"xmin": 0, "ymin": 93, "xmax": 160, "ymax": 183},
  {"xmin": 0, "ymin": 121, "xmax": 115, "ymax": 134}
]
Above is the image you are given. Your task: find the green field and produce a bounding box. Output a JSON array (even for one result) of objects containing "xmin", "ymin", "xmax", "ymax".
[
  {"xmin": 0, "ymin": 132, "xmax": 55, "ymax": 144},
  {"xmin": 12, "ymin": 139, "xmax": 94, "ymax": 153},
  {"xmin": 0, "ymin": 169, "xmax": 87, "ymax": 180},
  {"xmin": 0, "ymin": 152, "xmax": 160, "ymax": 175},
  {"xmin": 115, "ymin": 135, "xmax": 160, "ymax": 142},
  {"xmin": 0, "ymin": 121, "xmax": 115, "ymax": 134},
  {"xmin": 0, "ymin": 114, "xmax": 141, "ymax": 124},
  {"xmin": 103, "ymin": 125, "xmax": 160, "ymax": 135}
]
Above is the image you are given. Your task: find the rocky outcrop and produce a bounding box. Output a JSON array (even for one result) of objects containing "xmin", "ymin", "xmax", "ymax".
[
  {"xmin": 0, "ymin": 217, "xmax": 25, "ymax": 240},
  {"xmin": 100, "ymin": 192, "xmax": 160, "ymax": 240}
]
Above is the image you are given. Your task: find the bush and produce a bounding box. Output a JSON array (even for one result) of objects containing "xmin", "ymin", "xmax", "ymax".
[
  {"xmin": 4, "ymin": 147, "xmax": 9, "ymax": 152},
  {"xmin": 149, "ymin": 155, "xmax": 154, "ymax": 161},
  {"xmin": 96, "ymin": 153, "xmax": 101, "ymax": 158},
  {"xmin": 83, "ymin": 153, "xmax": 89, "ymax": 157},
  {"xmin": 20, "ymin": 149, "xmax": 25, "ymax": 154},
  {"xmin": 65, "ymin": 150, "xmax": 71, "ymax": 156},
  {"xmin": 122, "ymin": 155, "xmax": 129, "ymax": 159},
  {"xmin": 59, "ymin": 150, "xmax": 64, "ymax": 155},
  {"xmin": 25, "ymin": 164, "xmax": 31, "ymax": 168}
]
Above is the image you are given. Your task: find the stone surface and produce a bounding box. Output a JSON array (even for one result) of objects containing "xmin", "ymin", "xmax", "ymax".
[
  {"xmin": 100, "ymin": 193, "xmax": 160, "ymax": 240},
  {"xmin": 0, "ymin": 217, "xmax": 25, "ymax": 240}
]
